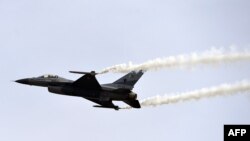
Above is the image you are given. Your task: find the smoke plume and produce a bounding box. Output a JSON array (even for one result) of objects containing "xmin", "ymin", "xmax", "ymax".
[
  {"xmin": 101, "ymin": 48, "xmax": 250, "ymax": 73},
  {"xmin": 140, "ymin": 80, "xmax": 250, "ymax": 107}
]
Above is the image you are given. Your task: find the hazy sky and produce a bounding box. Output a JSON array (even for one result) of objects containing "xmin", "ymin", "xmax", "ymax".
[{"xmin": 1, "ymin": 0, "xmax": 250, "ymax": 141}]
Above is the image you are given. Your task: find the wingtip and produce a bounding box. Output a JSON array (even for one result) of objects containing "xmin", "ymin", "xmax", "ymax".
[{"xmin": 69, "ymin": 70, "xmax": 101, "ymax": 76}]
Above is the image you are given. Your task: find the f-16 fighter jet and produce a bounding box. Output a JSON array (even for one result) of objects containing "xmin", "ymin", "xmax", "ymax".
[{"xmin": 16, "ymin": 70, "xmax": 144, "ymax": 110}]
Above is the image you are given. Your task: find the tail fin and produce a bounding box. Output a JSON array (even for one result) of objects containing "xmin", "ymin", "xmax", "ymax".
[{"xmin": 112, "ymin": 70, "xmax": 144, "ymax": 90}]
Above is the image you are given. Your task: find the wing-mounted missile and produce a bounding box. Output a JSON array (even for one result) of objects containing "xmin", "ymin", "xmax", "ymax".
[
  {"xmin": 69, "ymin": 71, "xmax": 99, "ymax": 76},
  {"xmin": 93, "ymin": 105, "xmax": 120, "ymax": 110}
]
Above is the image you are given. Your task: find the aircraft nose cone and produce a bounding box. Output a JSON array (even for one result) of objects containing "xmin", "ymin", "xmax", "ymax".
[{"xmin": 15, "ymin": 79, "xmax": 29, "ymax": 85}]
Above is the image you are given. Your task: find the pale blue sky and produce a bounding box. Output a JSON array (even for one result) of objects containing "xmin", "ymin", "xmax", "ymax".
[{"xmin": 1, "ymin": 0, "xmax": 250, "ymax": 141}]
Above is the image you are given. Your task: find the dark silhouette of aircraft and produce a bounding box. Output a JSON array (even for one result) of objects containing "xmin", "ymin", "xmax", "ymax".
[{"xmin": 16, "ymin": 70, "xmax": 144, "ymax": 110}]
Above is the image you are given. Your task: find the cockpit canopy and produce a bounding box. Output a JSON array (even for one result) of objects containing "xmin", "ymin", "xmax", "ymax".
[{"xmin": 38, "ymin": 74, "xmax": 59, "ymax": 78}]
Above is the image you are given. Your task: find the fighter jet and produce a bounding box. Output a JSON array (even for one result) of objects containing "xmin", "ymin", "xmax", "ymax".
[{"xmin": 15, "ymin": 70, "xmax": 144, "ymax": 110}]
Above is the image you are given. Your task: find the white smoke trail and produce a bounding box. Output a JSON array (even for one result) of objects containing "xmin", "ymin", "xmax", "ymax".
[
  {"xmin": 100, "ymin": 48, "xmax": 250, "ymax": 73},
  {"xmin": 140, "ymin": 80, "xmax": 250, "ymax": 108}
]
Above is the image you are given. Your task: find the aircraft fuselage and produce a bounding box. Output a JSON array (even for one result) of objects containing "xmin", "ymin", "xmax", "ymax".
[
  {"xmin": 16, "ymin": 71, "xmax": 144, "ymax": 110},
  {"xmin": 16, "ymin": 77, "xmax": 137, "ymax": 106}
]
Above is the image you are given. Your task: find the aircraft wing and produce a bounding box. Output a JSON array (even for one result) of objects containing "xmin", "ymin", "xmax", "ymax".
[{"xmin": 72, "ymin": 74, "xmax": 101, "ymax": 89}]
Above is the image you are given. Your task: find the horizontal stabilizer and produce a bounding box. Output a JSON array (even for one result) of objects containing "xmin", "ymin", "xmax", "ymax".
[{"xmin": 123, "ymin": 100, "xmax": 141, "ymax": 108}]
